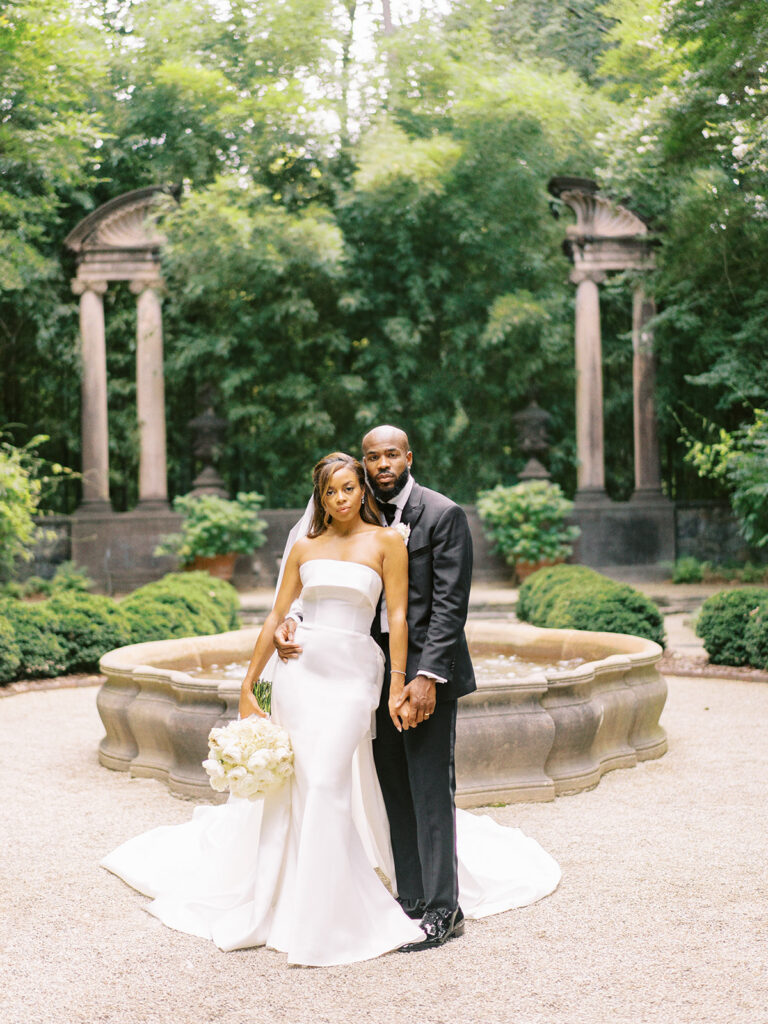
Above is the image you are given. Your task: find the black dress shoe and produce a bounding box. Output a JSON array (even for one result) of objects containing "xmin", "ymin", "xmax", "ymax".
[
  {"xmin": 396, "ymin": 896, "xmax": 426, "ymax": 920},
  {"xmin": 398, "ymin": 906, "xmax": 465, "ymax": 952}
]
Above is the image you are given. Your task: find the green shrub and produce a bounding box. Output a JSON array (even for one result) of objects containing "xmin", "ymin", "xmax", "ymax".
[
  {"xmin": 696, "ymin": 588, "xmax": 768, "ymax": 666},
  {"xmin": 48, "ymin": 592, "xmax": 132, "ymax": 672},
  {"xmin": 516, "ymin": 564, "xmax": 599, "ymax": 621},
  {"xmin": 744, "ymin": 602, "xmax": 768, "ymax": 670},
  {"xmin": 738, "ymin": 562, "xmax": 768, "ymax": 584},
  {"xmin": 0, "ymin": 616, "xmax": 21, "ymax": 683},
  {"xmin": 155, "ymin": 492, "xmax": 267, "ymax": 564},
  {"xmin": 0, "ymin": 599, "xmax": 67, "ymax": 679},
  {"xmin": 19, "ymin": 575, "xmax": 53, "ymax": 598},
  {"xmin": 163, "ymin": 572, "xmax": 240, "ymax": 628},
  {"xmin": 51, "ymin": 561, "xmax": 93, "ymax": 593},
  {"xmin": 120, "ymin": 572, "xmax": 240, "ymax": 643},
  {"xmin": 121, "ymin": 601, "xmax": 200, "ymax": 644},
  {"xmin": 671, "ymin": 557, "xmax": 704, "ymax": 583},
  {"xmin": 517, "ymin": 564, "xmax": 665, "ymax": 645},
  {"xmin": 476, "ymin": 481, "xmax": 580, "ymax": 571}
]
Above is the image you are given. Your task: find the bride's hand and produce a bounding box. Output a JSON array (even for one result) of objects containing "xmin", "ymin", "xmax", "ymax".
[
  {"xmin": 239, "ymin": 689, "xmax": 267, "ymax": 720},
  {"xmin": 389, "ymin": 686, "xmax": 413, "ymax": 732}
]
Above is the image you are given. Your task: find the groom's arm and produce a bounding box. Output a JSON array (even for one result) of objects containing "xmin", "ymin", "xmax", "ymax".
[
  {"xmin": 274, "ymin": 597, "xmax": 304, "ymax": 660},
  {"xmin": 418, "ymin": 503, "xmax": 473, "ymax": 680}
]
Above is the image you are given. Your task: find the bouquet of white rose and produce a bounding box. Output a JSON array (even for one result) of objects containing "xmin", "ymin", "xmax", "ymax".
[{"xmin": 203, "ymin": 715, "xmax": 294, "ymax": 800}]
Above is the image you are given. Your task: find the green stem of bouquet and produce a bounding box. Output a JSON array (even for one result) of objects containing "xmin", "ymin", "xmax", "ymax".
[{"xmin": 253, "ymin": 678, "xmax": 272, "ymax": 714}]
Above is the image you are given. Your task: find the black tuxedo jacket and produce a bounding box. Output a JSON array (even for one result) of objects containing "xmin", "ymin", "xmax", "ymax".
[{"xmin": 376, "ymin": 481, "xmax": 476, "ymax": 703}]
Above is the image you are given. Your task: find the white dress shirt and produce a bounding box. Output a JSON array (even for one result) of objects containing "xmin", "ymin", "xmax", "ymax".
[{"xmin": 379, "ymin": 477, "xmax": 445, "ymax": 685}]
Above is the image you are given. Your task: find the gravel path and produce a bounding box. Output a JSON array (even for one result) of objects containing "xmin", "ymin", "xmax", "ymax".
[{"xmin": 2, "ymin": 676, "xmax": 767, "ymax": 1024}]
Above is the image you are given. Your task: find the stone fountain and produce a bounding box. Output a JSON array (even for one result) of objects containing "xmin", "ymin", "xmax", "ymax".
[{"xmin": 97, "ymin": 621, "xmax": 667, "ymax": 807}]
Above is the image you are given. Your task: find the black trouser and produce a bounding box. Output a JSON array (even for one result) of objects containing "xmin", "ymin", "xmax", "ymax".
[{"xmin": 372, "ymin": 647, "xmax": 459, "ymax": 911}]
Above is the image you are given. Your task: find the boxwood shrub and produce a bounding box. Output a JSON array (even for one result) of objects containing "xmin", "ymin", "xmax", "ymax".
[
  {"xmin": 119, "ymin": 572, "xmax": 239, "ymax": 642},
  {"xmin": 695, "ymin": 588, "xmax": 768, "ymax": 667},
  {"xmin": 745, "ymin": 602, "xmax": 768, "ymax": 670},
  {"xmin": 47, "ymin": 592, "xmax": 132, "ymax": 673},
  {"xmin": 0, "ymin": 616, "xmax": 22, "ymax": 683},
  {"xmin": 516, "ymin": 564, "xmax": 665, "ymax": 646},
  {"xmin": 0, "ymin": 599, "xmax": 67, "ymax": 679},
  {"xmin": 1, "ymin": 571, "xmax": 240, "ymax": 682}
]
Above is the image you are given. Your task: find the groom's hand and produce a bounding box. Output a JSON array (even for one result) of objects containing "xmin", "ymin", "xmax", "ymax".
[
  {"xmin": 274, "ymin": 619, "xmax": 302, "ymax": 661},
  {"xmin": 396, "ymin": 675, "xmax": 437, "ymax": 726}
]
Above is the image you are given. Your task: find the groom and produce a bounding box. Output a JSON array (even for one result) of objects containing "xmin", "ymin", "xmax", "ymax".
[{"xmin": 275, "ymin": 425, "xmax": 476, "ymax": 951}]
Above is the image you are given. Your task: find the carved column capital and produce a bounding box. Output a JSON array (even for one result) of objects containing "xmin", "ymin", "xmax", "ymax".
[
  {"xmin": 569, "ymin": 268, "xmax": 607, "ymax": 286},
  {"xmin": 71, "ymin": 278, "xmax": 108, "ymax": 297},
  {"xmin": 129, "ymin": 276, "xmax": 164, "ymax": 296}
]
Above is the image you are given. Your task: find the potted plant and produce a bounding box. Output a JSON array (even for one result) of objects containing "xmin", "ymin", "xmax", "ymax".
[
  {"xmin": 155, "ymin": 492, "xmax": 268, "ymax": 580},
  {"xmin": 476, "ymin": 480, "xmax": 580, "ymax": 582}
]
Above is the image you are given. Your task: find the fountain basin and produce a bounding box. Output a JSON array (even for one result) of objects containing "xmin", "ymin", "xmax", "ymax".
[{"xmin": 97, "ymin": 620, "xmax": 667, "ymax": 807}]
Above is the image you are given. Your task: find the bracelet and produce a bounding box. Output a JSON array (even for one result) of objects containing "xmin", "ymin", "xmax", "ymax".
[{"xmin": 390, "ymin": 669, "xmax": 406, "ymax": 677}]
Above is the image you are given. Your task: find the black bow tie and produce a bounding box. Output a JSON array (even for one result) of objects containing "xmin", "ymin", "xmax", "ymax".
[{"xmin": 382, "ymin": 503, "xmax": 397, "ymax": 526}]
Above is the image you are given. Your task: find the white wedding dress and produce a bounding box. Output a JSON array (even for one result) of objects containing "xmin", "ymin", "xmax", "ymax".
[{"xmin": 101, "ymin": 560, "xmax": 560, "ymax": 966}]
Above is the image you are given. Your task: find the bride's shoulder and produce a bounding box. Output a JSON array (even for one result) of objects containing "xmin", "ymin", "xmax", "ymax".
[
  {"xmin": 378, "ymin": 526, "xmax": 408, "ymax": 558},
  {"xmin": 290, "ymin": 536, "xmax": 315, "ymax": 561}
]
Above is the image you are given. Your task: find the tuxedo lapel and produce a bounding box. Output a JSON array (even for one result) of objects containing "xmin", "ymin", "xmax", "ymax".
[{"xmin": 401, "ymin": 482, "xmax": 425, "ymax": 529}]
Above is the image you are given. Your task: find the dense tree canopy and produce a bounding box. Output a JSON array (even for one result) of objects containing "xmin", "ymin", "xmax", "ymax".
[{"xmin": 1, "ymin": 0, "xmax": 766, "ymax": 510}]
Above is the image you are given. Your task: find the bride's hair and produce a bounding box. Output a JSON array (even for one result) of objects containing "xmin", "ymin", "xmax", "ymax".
[{"xmin": 307, "ymin": 452, "xmax": 381, "ymax": 538}]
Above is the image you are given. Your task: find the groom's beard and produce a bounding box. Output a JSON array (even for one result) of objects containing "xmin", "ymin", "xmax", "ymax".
[{"xmin": 370, "ymin": 466, "xmax": 410, "ymax": 504}]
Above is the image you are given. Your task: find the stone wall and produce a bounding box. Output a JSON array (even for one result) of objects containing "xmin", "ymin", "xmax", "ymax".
[{"xmin": 18, "ymin": 500, "xmax": 764, "ymax": 592}]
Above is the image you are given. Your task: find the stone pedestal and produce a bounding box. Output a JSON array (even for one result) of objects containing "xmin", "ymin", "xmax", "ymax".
[
  {"xmin": 72, "ymin": 279, "xmax": 111, "ymax": 511},
  {"xmin": 71, "ymin": 509, "xmax": 181, "ymax": 593}
]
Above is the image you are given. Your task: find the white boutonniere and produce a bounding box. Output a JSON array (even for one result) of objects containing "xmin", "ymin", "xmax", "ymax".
[{"xmin": 393, "ymin": 522, "xmax": 411, "ymax": 545}]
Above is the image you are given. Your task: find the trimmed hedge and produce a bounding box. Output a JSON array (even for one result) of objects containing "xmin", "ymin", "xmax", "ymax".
[
  {"xmin": 695, "ymin": 588, "xmax": 768, "ymax": 667},
  {"xmin": 0, "ymin": 616, "xmax": 22, "ymax": 683},
  {"xmin": 47, "ymin": 592, "xmax": 132, "ymax": 673},
  {"xmin": 120, "ymin": 572, "xmax": 239, "ymax": 643},
  {"xmin": 745, "ymin": 602, "xmax": 768, "ymax": 670},
  {"xmin": 516, "ymin": 565, "xmax": 665, "ymax": 646},
  {"xmin": 0, "ymin": 599, "xmax": 67, "ymax": 679},
  {"xmin": 0, "ymin": 571, "xmax": 242, "ymax": 683}
]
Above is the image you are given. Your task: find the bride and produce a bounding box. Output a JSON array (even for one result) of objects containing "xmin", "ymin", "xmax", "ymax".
[{"xmin": 101, "ymin": 453, "xmax": 560, "ymax": 966}]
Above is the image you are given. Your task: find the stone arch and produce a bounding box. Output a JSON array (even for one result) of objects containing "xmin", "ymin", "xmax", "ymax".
[
  {"xmin": 65, "ymin": 185, "xmax": 178, "ymax": 512},
  {"xmin": 548, "ymin": 176, "xmax": 660, "ymax": 503}
]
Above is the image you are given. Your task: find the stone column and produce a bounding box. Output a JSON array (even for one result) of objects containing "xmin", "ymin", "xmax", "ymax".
[
  {"xmin": 130, "ymin": 278, "xmax": 168, "ymax": 508},
  {"xmin": 571, "ymin": 269, "xmax": 607, "ymax": 499},
  {"xmin": 631, "ymin": 286, "xmax": 663, "ymax": 498},
  {"xmin": 71, "ymin": 278, "xmax": 111, "ymax": 511}
]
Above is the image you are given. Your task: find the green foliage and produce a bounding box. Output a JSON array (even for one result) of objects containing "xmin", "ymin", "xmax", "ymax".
[
  {"xmin": 476, "ymin": 481, "xmax": 580, "ymax": 568},
  {"xmin": 0, "ymin": 571, "xmax": 239, "ymax": 679},
  {"xmin": 3, "ymin": 0, "xmax": 768, "ymax": 518},
  {"xmin": 0, "ymin": 616, "xmax": 22, "ymax": 683},
  {"xmin": 696, "ymin": 588, "xmax": 768, "ymax": 667},
  {"xmin": 517, "ymin": 564, "xmax": 665, "ymax": 645},
  {"xmin": 683, "ymin": 408, "xmax": 768, "ymax": 548},
  {"xmin": 516, "ymin": 564, "xmax": 599, "ymax": 620},
  {"xmin": 253, "ymin": 678, "xmax": 272, "ymax": 715},
  {"xmin": 671, "ymin": 556, "xmax": 704, "ymax": 583},
  {"xmin": 0, "ymin": 599, "xmax": 67, "ymax": 679},
  {"xmin": 0, "ymin": 435, "xmax": 47, "ymax": 576},
  {"xmin": 49, "ymin": 560, "xmax": 93, "ymax": 593},
  {"xmin": 47, "ymin": 592, "xmax": 132, "ymax": 673},
  {"xmin": 744, "ymin": 603, "xmax": 768, "ymax": 671},
  {"xmin": 155, "ymin": 492, "xmax": 267, "ymax": 564},
  {"xmin": 120, "ymin": 572, "xmax": 240, "ymax": 642}
]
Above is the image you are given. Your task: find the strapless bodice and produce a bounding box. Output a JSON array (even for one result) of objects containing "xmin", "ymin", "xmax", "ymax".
[{"xmin": 299, "ymin": 559, "xmax": 382, "ymax": 635}]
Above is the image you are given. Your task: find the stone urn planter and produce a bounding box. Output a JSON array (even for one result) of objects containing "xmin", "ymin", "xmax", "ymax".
[
  {"xmin": 513, "ymin": 557, "xmax": 563, "ymax": 583},
  {"xmin": 189, "ymin": 553, "xmax": 237, "ymax": 580}
]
